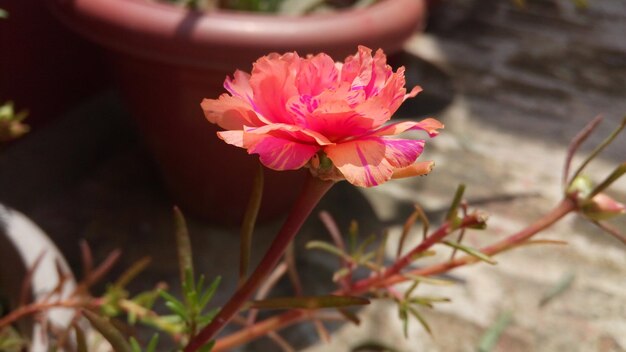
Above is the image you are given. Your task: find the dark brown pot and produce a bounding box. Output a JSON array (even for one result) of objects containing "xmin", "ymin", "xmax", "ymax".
[
  {"xmin": 46, "ymin": 0, "xmax": 427, "ymax": 224},
  {"xmin": 1, "ymin": 0, "xmax": 109, "ymax": 129}
]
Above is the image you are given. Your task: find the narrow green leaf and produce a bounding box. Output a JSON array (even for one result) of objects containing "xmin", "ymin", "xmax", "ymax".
[
  {"xmin": 199, "ymin": 276, "xmax": 221, "ymax": 310},
  {"xmin": 539, "ymin": 272, "xmax": 576, "ymax": 307},
  {"xmin": 588, "ymin": 162, "xmax": 626, "ymax": 198},
  {"xmin": 375, "ymin": 230, "xmax": 389, "ymax": 269},
  {"xmin": 239, "ymin": 165, "xmax": 264, "ymax": 286},
  {"xmin": 82, "ymin": 310, "xmax": 133, "ymax": 352},
  {"xmin": 356, "ymin": 251, "xmax": 376, "ymax": 265},
  {"xmin": 348, "ymin": 220, "xmax": 359, "ymax": 253},
  {"xmin": 247, "ymin": 295, "xmax": 370, "ymax": 310},
  {"xmin": 408, "ymin": 249, "xmax": 437, "ymax": 262},
  {"xmin": 196, "ymin": 275, "xmax": 206, "ymax": 297},
  {"xmin": 407, "ymin": 306, "xmax": 432, "ymax": 335},
  {"xmin": 165, "ymin": 301, "xmax": 188, "ymax": 319},
  {"xmin": 442, "ymin": 241, "xmax": 497, "ymax": 265},
  {"xmin": 354, "ymin": 234, "xmax": 377, "ymax": 259},
  {"xmin": 569, "ymin": 115, "xmax": 626, "ymax": 187},
  {"xmin": 173, "ymin": 206, "xmax": 194, "ymax": 283},
  {"xmin": 146, "ymin": 333, "xmax": 160, "ymax": 352},
  {"xmin": 306, "ymin": 241, "xmax": 349, "ymax": 259},
  {"xmin": 446, "ymin": 184, "xmax": 466, "ymax": 226},
  {"xmin": 404, "ymin": 281, "xmax": 419, "ymax": 300},
  {"xmin": 159, "ymin": 291, "xmax": 188, "ymax": 319},
  {"xmin": 74, "ymin": 324, "xmax": 88, "ymax": 352},
  {"xmin": 332, "ymin": 267, "xmax": 351, "ymax": 282},
  {"xmin": 352, "ymin": 341, "xmax": 400, "ymax": 352},
  {"xmin": 197, "ymin": 307, "xmax": 220, "ymax": 326},
  {"xmin": 403, "ymin": 274, "xmax": 455, "ymax": 286},
  {"xmin": 477, "ymin": 311, "xmax": 513, "ymax": 352},
  {"xmin": 115, "ymin": 257, "xmax": 151, "ymax": 289},
  {"xmin": 198, "ymin": 340, "xmax": 215, "ymax": 352},
  {"xmin": 129, "ymin": 337, "xmax": 142, "ymax": 352},
  {"xmin": 398, "ymin": 304, "xmax": 409, "ymax": 338},
  {"xmin": 409, "ymin": 296, "xmax": 451, "ymax": 307},
  {"xmin": 397, "ymin": 204, "xmax": 429, "ymax": 257}
]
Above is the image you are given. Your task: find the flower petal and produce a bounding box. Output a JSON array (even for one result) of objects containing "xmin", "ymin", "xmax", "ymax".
[
  {"xmin": 392, "ymin": 161, "xmax": 435, "ymax": 179},
  {"xmin": 224, "ymin": 70, "xmax": 254, "ymax": 104},
  {"xmin": 373, "ymin": 118, "xmax": 444, "ymax": 138},
  {"xmin": 249, "ymin": 52, "xmax": 301, "ymax": 124},
  {"xmin": 306, "ymin": 101, "xmax": 375, "ymax": 141},
  {"xmin": 244, "ymin": 123, "xmax": 333, "ymax": 146},
  {"xmin": 325, "ymin": 137, "xmax": 425, "ymax": 187},
  {"xmin": 251, "ymin": 136, "xmax": 319, "ymax": 170},
  {"xmin": 201, "ymin": 95, "xmax": 265, "ymax": 130},
  {"xmin": 217, "ymin": 130, "xmax": 319, "ymax": 170},
  {"xmin": 296, "ymin": 53, "xmax": 340, "ymax": 97}
]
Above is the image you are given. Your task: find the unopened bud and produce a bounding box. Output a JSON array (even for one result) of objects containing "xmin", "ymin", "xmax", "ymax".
[{"xmin": 581, "ymin": 193, "xmax": 625, "ymax": 221}]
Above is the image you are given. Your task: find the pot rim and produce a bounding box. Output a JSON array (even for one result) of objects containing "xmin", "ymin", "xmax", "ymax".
[{"xmin": 47, "ymin": 0, "xmax": 427, "ymax": 67}]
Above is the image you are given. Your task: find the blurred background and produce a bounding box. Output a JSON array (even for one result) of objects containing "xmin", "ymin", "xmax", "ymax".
[{"xmin": 1, "ymin": 0, "xmax": 625, "ymax": 351}]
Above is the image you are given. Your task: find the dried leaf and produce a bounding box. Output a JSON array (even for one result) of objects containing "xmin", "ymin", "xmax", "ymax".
[{"xmin": 247, "ymin": 295, "xmax": 370, "ymax": 310}]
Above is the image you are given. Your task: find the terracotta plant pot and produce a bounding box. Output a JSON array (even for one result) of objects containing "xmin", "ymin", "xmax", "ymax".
[
  {"xmin": 0, "ymin": 204, "xmax": 76, "ymax": 350},
  {"xmin": 45, "ymin": 0, "xmax": 428, "ymax": 223}
]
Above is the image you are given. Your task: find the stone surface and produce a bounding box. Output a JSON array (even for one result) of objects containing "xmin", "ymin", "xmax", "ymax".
[{"xmin": 0, "ymin": 0, "xmax": 625, "ymax": 351}]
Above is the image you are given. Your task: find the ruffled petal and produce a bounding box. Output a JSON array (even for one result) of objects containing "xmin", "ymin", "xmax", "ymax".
[
  {"xmin": 217, "ymin": 130, "xmax": 320, "ymax": 170},
  {"xmin": 249, "ymin": 52, "xmax": 301, "ymax": 124},
  {"xmin": 373, "ymin": 118, "xmax": 444, "ymax": 138},
  {"xmin": 306, "ymin": 101, "xmax": 375, "ymax": 141},
  {"xmin": 296, "ymin": 53, "xmax": 340, "ymax": 97},
  {"xmin": 363, "ymin": 48, "xmax": 393, "ymax": 98},
  {"xmin": 244, "ymin": 123, "xmax": 333, "ymax": 146},
  {"xmin": 325, "ymin": 137, "xmax": 424, "ymax": 187},
  {"xmin": 224, "ymin": 70, "xmax": 254, "ymax": 103},
  {"xmin": 201, "ymin": 95, "xmax": 265, "ymax": 130}
]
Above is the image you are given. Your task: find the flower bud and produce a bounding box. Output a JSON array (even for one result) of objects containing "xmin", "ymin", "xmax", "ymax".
[{"xmin": 581, "ymin": 193, "xmax": 626, "ymax": 221}]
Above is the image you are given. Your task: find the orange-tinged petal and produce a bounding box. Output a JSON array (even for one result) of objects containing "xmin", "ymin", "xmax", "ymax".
[
  {"xmin": 373, "ymin": 118, "xmax": 444, "ymax": 138},
  {"xmin": 296, "ymin": 53, "xmax": 340, "ymax": 96},
  {"xmin": 325, "ymin": 137, "xmax": 424, "ymax": 187},
  {"xmin": 392, "ymin": 161, "xmax": 435, "ymax": 179},
  {"xmin": 218, "ymin": 130, "xmax": 319, "ymax": 170},
  {"xmin": 201, "ymin": 95, "xmax": 265, "ymax": 130},
  {"xmin": 249, "ymin": 52, "xmax": 301, "ymax": 124},
  {"xmin": 244, "ymin": 123, "xmax": 333, "ymax": 146}
]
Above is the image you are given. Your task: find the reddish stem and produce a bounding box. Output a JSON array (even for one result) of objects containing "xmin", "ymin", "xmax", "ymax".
[
  {"xmin": 184, "ymin": 175, "xmax": 334, "ymax": 352},
  {"xmin": 212, "ymin": 197, "xmax": 577, "ymax": 351},
  {"xmin": 377, "ymin": 197, "xmax": 577, "ymax": 288}
]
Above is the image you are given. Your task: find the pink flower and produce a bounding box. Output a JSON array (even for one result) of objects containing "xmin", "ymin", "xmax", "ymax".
[{"xmin": 201, "ymin": 46, "xmax": 443, "ymax": 187}]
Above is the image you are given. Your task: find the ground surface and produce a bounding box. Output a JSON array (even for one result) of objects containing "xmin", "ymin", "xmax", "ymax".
[{"xmin": 0, "ymin": 0, "xmax": 625, "ymax": 351}]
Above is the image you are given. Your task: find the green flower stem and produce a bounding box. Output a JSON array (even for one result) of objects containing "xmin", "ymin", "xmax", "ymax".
[
  {"xmin": 212, "ymin": 197, "xmax": 577, "ymax": 351},
  {"xmin": 184, "ymin": 174, "xmax": 334, "ymax": 352}
]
